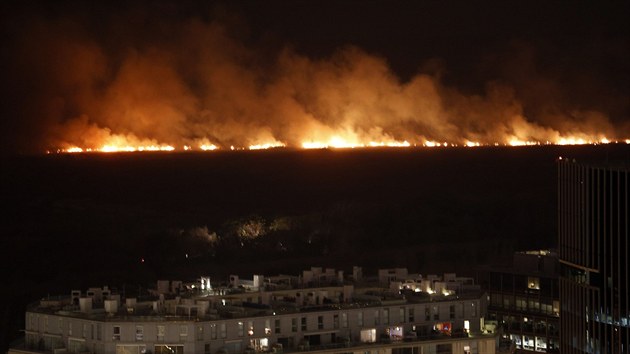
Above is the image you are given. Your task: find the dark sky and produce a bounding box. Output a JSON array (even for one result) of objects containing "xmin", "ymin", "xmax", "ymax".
[{"xmin": 1, "ymin": 1, "xmax": 629, "ymax": 153}]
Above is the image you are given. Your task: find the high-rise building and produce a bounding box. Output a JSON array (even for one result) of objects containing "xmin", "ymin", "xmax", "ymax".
[
  {"xmin": 484, "ymin": 250, "xmax": 560, "ymax": 352},
  {"xmin": 557, "ymin": 157, "xmax": 629, "ymax": 354}
]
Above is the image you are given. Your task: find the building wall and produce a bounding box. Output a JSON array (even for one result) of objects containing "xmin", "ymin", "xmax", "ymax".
[
  {"xmin": 558, "ymin": 159, "xmax": 629, "ymax": 354},
  {"xmin": 23, "ymin": 297, "xmax": 484, "ymax": 354}
]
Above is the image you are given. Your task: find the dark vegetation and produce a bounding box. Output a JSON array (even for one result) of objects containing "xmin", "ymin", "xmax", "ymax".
[{"xmin": 1, "ymin": 144, "xmax": 628, "ymax": 351}]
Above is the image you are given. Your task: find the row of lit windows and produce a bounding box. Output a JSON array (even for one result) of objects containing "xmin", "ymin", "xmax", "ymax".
[
  {"xmin": 489, "ymin": 293, "xmax": 559, "ymax": 316},
  {"xmin": 29, "ymin": 301, "xmax": 479, "ymax": 343}
]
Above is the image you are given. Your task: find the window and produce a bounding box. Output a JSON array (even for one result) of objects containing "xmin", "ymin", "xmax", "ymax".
[
  {"xmin": 341, "ymin": 313, "xmax": 348, "ymax": 328},
  {"xmin": 357, "ymin": 312, "xmax": 364, "ymax": 327},
  {"xmin": 301, "ymin": 317, "xmax": 307, "ymax": 331},
  {"xmin": 91, "ymin": 324, "xmax": 95, "ymax": 340},
  {"xmin": 274, "ymin": 319, "xmax": 281, "ymax": 334},
  {"xmin": 449, "ymin": 305, "xmax": 456, "ymax": 319},
  {"xmin": 29, "ymin": 314, "xmax": 36, "ymax": 331},
  {"xmin": 157, "ymin": 325, "xmax": 165, "ymax": 341},
  {"xmin": 97, "ymin": 324, "xmax": 102, "ymax": 340},
  {"xmin": 180, "ymin": 325, "xmax": 188, "ymax": 341},
  {"xmin": 44, "ymin": 316, "xmax": 49, "ymax": 333},
  {"xmin": 220, "ymin": 323, "xmax": 227, "ymax": 338},
  {"xmin": 383, "ymin": 309, "xmax": 389, "ymax": 325},
  {"xmin": 247, "ymin": 321, "xmax": 254, "ymax": 336},
  {"xmin": 435, "ymin": 343, "xmax": 451, "ymax": 354},
  {"xmin": 116, "ymin": 344, "xmax": 146, "ymax": 354},
  {"xmin": 292, "ymin": 318, "xmax": 297, "ymax": 332},
  {"xmin": 210, "ymin": 324, "xmax": 217, "ymax": 339},
  {"xmin": 432, "ymin": 306, "xmax": 439, "ymax": 320},
  {"xmin": 196, "ymin": 326, "xmax": 204, "ymax": 341},
  {"xmin": 516, "ymin": 297, "xmax": 526, "ymax": 311},
  {"xmin": 238, "ymin": 322, "xmax": 244, "ymax": 337},
  {"xmin": 136, "ymin": 325, "xmax": 144, "ymax": 341},
  {"xmin": 113, "ymin": 326, "xmax": 120, "ymax": 341},
  {"xmin": 400, "ymin": 308, "xmax": 405, "ymax": 323},
  {"xmin": 83, "ymin": 324, "xmax": 88, "ymax": 338},
  {"xmin": 68, "ymin": 322, "xmax": 73, "ymax": 337},
  {"xmin": 204, "ymin": 344, "xmax": 211, "ymax": 354},
  {"xmin": 374, "ymin": 310, "xmax": 380, "ymax": 325},
  {"xmin": 318, "ymin": 316, "xmax": 324, "ymax": 330},
  {"xmin": 528, "ymin": 277, "xmax": 540, "ymax": 290},
  {"xmin": 408, "ymin": 308, "xmax": 414, "ymax": 322},
  {"xmin": 471, "ymin": 302, "xmax": 477, "ymax": 317},
  {"xmin": 334, "ymin": 315, "xmax": 339, "ymax": 329},
  {"xmin": 265, "ymin": 319, "xmax": 271, "ymax": 334},
  {"xmin": 529, "ymin": 299, "xmax": 540, "ymax": 312},
  {"xmin": 59, "ymin": 319, "xmax": 63, "ymax": 332},
  {"xmin": 154, "ymin": 345, "xmax": 184, "ymax": 354}
]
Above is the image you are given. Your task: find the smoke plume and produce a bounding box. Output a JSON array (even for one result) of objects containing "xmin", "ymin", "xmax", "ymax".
[{"xmin": 1, "ymin": 2, "xmax": 628, "ymax": 153}]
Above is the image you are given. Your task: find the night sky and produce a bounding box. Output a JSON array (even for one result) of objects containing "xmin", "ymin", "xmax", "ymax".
[{"xmin": 0, "ymin": 1, "xmax": 629, "ymax": 153}]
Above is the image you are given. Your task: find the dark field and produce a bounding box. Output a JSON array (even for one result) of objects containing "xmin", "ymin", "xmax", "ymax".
[{"xmin": 1, "ymin": 144, "xmax": 629, "ymax": 350}]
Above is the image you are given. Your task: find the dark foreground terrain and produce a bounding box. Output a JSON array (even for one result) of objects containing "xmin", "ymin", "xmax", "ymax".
[{"xmin": 1, "ymin": 144, "xmax": 629, "ymax": 350}]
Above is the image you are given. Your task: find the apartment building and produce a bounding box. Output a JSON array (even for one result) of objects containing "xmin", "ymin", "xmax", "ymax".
[{"xmin": 10, "ymin": 267, "xmax": 501, "ymax": 354}]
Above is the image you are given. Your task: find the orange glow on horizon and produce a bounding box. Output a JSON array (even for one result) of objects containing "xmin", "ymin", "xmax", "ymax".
[{"xmin": 48, "ymin": 134, "xmax": 629, "ymax": 154}]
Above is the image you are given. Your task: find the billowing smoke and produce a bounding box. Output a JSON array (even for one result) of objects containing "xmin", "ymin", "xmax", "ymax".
[{"xmin": 1, "ymin": 3, "xmax": 628, "ymax": 153}]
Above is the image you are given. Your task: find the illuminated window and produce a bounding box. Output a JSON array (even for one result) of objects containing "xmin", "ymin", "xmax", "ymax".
[
  {"xmin": 265, "ymin": 319, "xmax": 271, "ymax": 334},
  {"xmin": 154, "ymin": 345, "xmax": 184, "ymax": 354},
  {"xmin": 528, "ymin": 277, "xmax": 540, "ymax": 290},
  {"xmin": 247, "ymin": 321, "xmax": 254, "ymax": 336}
]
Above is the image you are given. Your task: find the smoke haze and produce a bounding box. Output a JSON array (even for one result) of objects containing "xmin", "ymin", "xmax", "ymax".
[{"xmin": 1, "ymin": 1, "xmax": 628, "ymax": 153}]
